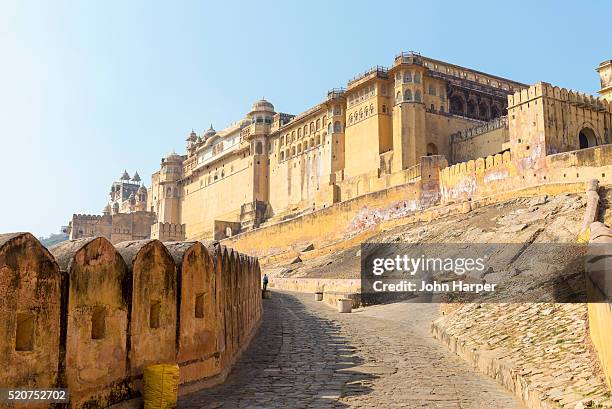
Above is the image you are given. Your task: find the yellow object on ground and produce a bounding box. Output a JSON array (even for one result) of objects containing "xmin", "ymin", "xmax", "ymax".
[
  {"xmin": 577, "ymin": 227, "xmax": 591, "ymax": 244},
  {"xmin": 143, "ymin": 364, "xmax": 180, "ymax": 409}
]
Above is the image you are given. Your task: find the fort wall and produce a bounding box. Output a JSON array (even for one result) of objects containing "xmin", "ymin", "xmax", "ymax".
[
  {"xmin": 223, "ymin": 155, "xmax": 446, "ymax": 259},
  {"xmin": 449, "ymin": 116, "xmax": 509, "ymax": 163},
  {"xmin": 0, "ymin": 234, "xmax": 262, "ymax": 409},
  {"xmin": 439, "ymin": 144, "xmax": 612, "ymax": 204}
]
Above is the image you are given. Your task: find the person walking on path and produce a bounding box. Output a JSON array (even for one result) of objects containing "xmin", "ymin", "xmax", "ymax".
[{"xmin": 262, "ymin": 273, "xmax": 269, "ymax": 291}]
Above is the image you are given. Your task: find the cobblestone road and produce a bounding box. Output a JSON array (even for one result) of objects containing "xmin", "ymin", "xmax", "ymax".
[{"xmin": 180, "ymin": 291, "xmax": 521, "ymax": 409}]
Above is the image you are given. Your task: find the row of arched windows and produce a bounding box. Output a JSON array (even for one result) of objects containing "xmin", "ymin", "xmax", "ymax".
[
  {"xmin": 279, "ymin": 116, "xmax": 327, "ymax": 146},
  {"xmin": 327, "ymin": 121, "xmax": 343, "ymax": 134},
  {"xmin": 395, "ymin": 89, "xmax": 422, "ymax": 103},
  {"xmin": 279, "ymin": 134, "xmax": 326, "ymax": 161},
  {"xmin": 395, "ymin": 71, "xmax": 421, "ymax": 84}
]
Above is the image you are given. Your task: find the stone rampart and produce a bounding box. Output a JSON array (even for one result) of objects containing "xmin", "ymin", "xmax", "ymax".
[
  {"xmin": 1, "ymin": 234, "xmax": 262, "ymax": 409},
  {"xmin": 440, "ymin": 144, "xmax": 612, "ymax": 204},
  {"xmin": 0, "ymin": 233, "xmax": 62, "ymax": 408}
]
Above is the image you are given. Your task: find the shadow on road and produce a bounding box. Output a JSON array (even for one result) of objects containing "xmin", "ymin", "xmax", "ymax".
[{"xmin": 179, "ymin": 291, "xmax": 376, "ymax": 408}]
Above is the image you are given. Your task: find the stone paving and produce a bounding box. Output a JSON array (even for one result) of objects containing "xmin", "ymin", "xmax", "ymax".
[{"xmin": 180, "ymin": 291, "xmax": 521, "ymax": 409}]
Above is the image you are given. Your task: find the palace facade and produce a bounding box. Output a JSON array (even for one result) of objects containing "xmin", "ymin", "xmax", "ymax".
[{"xmin": 68, "ymin": 53, "xmax": 612, "ymax": 243}]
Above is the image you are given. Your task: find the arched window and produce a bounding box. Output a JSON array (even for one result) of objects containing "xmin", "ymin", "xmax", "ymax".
[
  {"xmin": 491, "ymin": 105, "xmax": 501, "ymax": 119},
  {"xmin": 280, "ymin": 151, "xmax": 285, "ymax": 160},
  {"xmin": 404, "ymin": 71, "xmax": 412, "ymax": 82},
  {"xmin": 316, "ymin": 119, "xmax": 320, "ymax": 130},
  {"xmin": 316, "ymin": 135, "xmax": 321, "ymax": 145},
  {"xmin": 382, "ymin": 104, "xmax": 387, "ymax": 113},
  {"xmin": 328, "ymin": 123, "xmax": 332, "ymax": 134},
  {"xmin": 579, "ymin": 127, "xmax": 597, "ymax": 149},
  {"xmin": 291, "ymin": 131, "xmax": 296, "ymax": 141},
  {"xmin": 297, "ymin": 143, "xmax": 302, "ymax": 153},
  {"xmin": 467, "ymin": 99, "xmax": 477, "ymax": 117},
  {"xmin": 309, "ymin": 138, "xmax": 314, "ymax": 148},
  {"xmin": 426, "ymin": 143, "xmax": 438, "ymax": 156},
  {"xmin": 450, "ymin": 95, "xmax": 465, "ymax": 115},
  {"xmin": 414, "ymin": 72, "xmax": 421, "ymax": 83},
  {"xmin": 297, "ymin": 128, "xmax": 302, "ymax": 137},
  {"xmin": 415, "ymin": 90, "xmax": 422, "ymax": 102},
  {"xmin": 303, "ymin": 125, "xmax": 308, "ymax": 135},
  {"xmin": 395, "ymin": 72, "xmax": 401, "ymax": 81},
  {"xmin": 280, "ymin": 136, "xmax": 285, "ymax": 146},
  {"xmin": 370, "ymin": 104, "xmax": 374, "ymax": 114},
  {"xmin": 255, "ymin": 141, "xmax": 263, "ymax": 154},
  {"xmin": 166, "ymin": 187, "xmax": 171, "ymax": 197},
  {"xmin": 349, "ymin": 114, "xmax": 354, "ymax": 124},
  {"xmin": 439, "ymin": 87, "xmax": 446, "ymax": 99},
  {"xmin": 359, "ymin": 108, "xmax": 363, "ymax": 119},
  {"xmin": 404, "ymin": 89, "xmax": 412, "ymax": 101},
  {"xmin": 396, "ymin": 91, "xmax": 401, "ymax": 102},
  {"xmin": 291, "ymin": 146, "xmax": 296, "ymax": 156},
  {"xmin": 333, "ymin": 121, "xmax": 341, "ymax": 133},
  {"xmin": 310, "ymin": 122, "xmax": 315, "ymax": 133},
  {"xmin": 428, "ymin": 84, "xmax": 436, "ymax": 96}
]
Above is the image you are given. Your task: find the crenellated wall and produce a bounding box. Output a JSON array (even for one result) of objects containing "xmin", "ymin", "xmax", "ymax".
[
  {"xmin": 440, "ymin": 144, "xmax": 612, "ymax": 204},
  {"xmin": 0, "ymin": 234, "xmax": 262, "ymax": 409},
  {"xmin": 151, "ymin": 221, "xmax": 186, "ymax": 242}
]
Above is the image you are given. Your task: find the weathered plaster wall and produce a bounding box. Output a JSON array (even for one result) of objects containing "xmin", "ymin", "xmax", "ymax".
[
  {"xmin": 1, "ymin": 235, "xmax": 262, "ymax": 409},
  {"xmin": 223, "ymin": 157, "xmax": 445, "ymax": 259},
  {"xmin": 0, "ymin": 233, "xmax": 62, "ymax": 401},
  {"xmin": 50, "ymin": 237, "xmax": 130, "ymax": 408},
  {"xmin": 440, "ymin": 145, "xmax": 612, "ymax": 204}
]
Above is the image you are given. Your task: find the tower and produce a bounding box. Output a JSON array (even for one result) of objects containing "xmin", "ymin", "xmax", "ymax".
[
  {"xmin": 597, "ymin": 60, "xmax": 612, "ymax": 102},
  {"xmin": 391, "ymin": 53, "xmax": 427, "ymax": 172},
  {"xmin": 157, "ymin": 152, "xmax": 183, "ymax": 224},
  {"xmin": 247, "ymin": 99, "xmax": 275, "ymax": 203}
]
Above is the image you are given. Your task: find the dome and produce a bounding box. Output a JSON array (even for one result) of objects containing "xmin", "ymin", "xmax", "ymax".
[
  {"xmin": 250, "ymin": 99, "xmax": 275, "ymax": 113},
  {"xmin": 186, "ymin": 129, "xmax": 198, "ymax": 142},
  {"xmin": 138, "ymin": 185, "xmax": 147, "ymax": 194},
  {"xmin": 103, "ymin": 204, "xmax": 111, "ymax": 214},
  {"xmin": 203, "ymin": 124, "xmax": 216, "ymax": 139},
  {"xmin": 165, "ymin": 151, "xmax": 183, "ymax": 162}
]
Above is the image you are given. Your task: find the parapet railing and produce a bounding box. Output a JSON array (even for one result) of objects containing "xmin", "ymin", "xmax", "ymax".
[
  {"xmin": 450, "ymin": 116, "xmax": 508, "ymax": 142},
  {"xmin": 347, "ymin": 66, "xmax": 389, "ymax": 87},
  {"xmin": 327, "ymin": 88, "xmax": 346, "ymax": 100}
]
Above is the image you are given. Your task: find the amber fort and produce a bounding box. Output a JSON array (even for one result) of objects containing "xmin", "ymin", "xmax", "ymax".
[
  {"xmin": 4, "ymin": 49, "xmax": 612, "ymax": 409},
  {"xmin": 64, "ymin": 52, "xmax": 612, "ymax": 245}
]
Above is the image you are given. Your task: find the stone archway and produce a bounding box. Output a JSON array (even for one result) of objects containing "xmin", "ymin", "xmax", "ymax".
[{"xmin": 578, "ymin": 127, "xmax": 597, "ymax": 149}]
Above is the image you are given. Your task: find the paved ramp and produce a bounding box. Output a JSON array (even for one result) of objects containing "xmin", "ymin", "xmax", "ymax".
[{"xmin": 180, "ymin": 291, "xmax": 521, "ymax": 409}]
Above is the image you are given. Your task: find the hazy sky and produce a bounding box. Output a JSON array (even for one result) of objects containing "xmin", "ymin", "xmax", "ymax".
[{"xmin": 0, "ymin": 1, "xmax": 610, "ymax": 237}]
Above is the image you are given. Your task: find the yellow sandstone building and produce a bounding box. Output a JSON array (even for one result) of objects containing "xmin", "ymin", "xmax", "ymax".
[
  {"xmin": 149, "ymin": 52, "xmax": 528, "ymax": 240},
  {"xmin": 69, "ymin": 52, "xmax": 612, "ymax": 243}
]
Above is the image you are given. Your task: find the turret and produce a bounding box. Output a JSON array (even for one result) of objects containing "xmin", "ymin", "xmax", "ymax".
[
  {"xmin": 597, "ymin": 60, "xmax": 612, "ymax": 102},
  {"xmin": 157, "ymin": 152, "xmax": 183, "ymax": 224}
]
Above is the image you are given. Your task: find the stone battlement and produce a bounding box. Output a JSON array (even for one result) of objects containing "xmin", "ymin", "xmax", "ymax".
[
  {"xmin": 0, "ymin": 234, "xmax": 262, "ymax": 408},
  {"xmin": 151, "ymin": 222, "xmax": 186, "ymax": 241},
  {"xmin": 72, "ymin": 213, "xmax": 109, "ymax": 221},
  {"xmin": 508, "ymin": 82, "xmax": 611, "ymax": 112},
  {"xmin": 441, "ymin": 151, "xmax": 512, "ymax": 179}
]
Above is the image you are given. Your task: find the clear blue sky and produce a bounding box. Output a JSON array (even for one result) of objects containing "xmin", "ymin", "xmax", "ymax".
[{"xmin": 0, "ymin": 1, "xmax": 610, "ymax": 237}]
